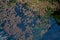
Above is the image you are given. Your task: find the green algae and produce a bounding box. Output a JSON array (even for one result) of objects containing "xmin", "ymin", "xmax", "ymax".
[
  {"xmin": 7, "ymin": 0, "xmax": 16, "ymax": 6},
  {"xmin": 9, "ymin": 0, "xmax": 16, "ymax": 3},
  {"xmin": 34, "ymin": 25, "xmax": 40, "ymax": 29},
  {"xmin": 48, "ymin": 0, "xmax": 57, "ymax": 3},
  {"xmin": 51, "ymin": 9, "xmax": 60, "ymax": 25},
  {"xmin": 44, "ymin": 7, "xmax": 55, "ymax": 18}
]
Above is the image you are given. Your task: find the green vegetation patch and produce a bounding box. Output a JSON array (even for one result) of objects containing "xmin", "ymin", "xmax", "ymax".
[
  {"xmin": 44, "ymin": 6, "xmax": 55, "ymax": 18},
  {"xmin": 9, "ymin": 0, "xmax": 16, "ymax": 3},
  {"xmin": 7, "ymin": 0, "xmax": 16, "ymax": 6},
  {"xmin": 51, "ymin": 9, "xmax": 60, "ymax": 25}
]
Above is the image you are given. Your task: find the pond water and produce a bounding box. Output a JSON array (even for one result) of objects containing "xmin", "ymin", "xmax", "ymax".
[
  {"xmin": 0, "ymin": 2, "xmax": 60, "ymax": 40},
  {"xmin": 42, "ymin": 18, "xmax": 60, "ymax": 40}
]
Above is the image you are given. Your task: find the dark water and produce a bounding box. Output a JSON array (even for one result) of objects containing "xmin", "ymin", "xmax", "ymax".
[
  {"xmin": 42, "ymin": 18, "xmax": 60, "ymax": 40},
  {"xmin": 7, "ymin": 35, "xmax": 16, "ymax": 40},
  {"xmin": 17, "ymin": 22, "xmax": 26, "ymax": 31},
  {"xmin": 0, "ymin": 20, "xmax": 6, "ymax": 27}
]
